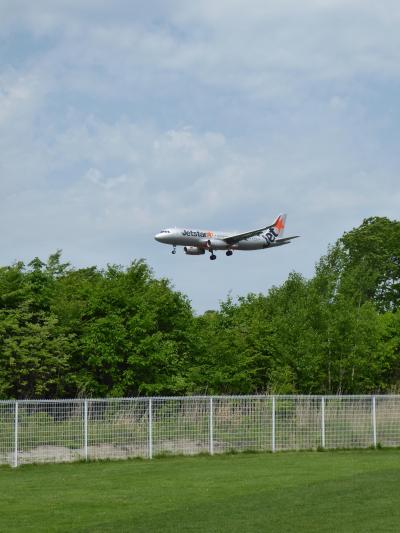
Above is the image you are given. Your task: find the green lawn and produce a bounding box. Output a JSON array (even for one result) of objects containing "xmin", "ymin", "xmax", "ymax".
[{"xmin": 1, "ymin": 451, "xmax": 399, "ymax": 532}]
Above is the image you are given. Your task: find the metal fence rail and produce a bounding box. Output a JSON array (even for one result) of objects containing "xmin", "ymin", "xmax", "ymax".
[{"xmin": 1, "ymin": 396, "xmax": 399, "ymax": 467}]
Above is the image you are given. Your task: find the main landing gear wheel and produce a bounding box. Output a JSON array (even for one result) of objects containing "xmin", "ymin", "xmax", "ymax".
[
  {"xmin": 226, "ymin": 250, "xmax": 233, "ymax": 256},
  {"xmin": 210, "ymin": 254, "xmax": 217, "ymax": 260}
]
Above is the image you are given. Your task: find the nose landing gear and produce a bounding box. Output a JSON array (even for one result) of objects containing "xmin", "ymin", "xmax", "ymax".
[{"xmin": 172, "ymin": 245, "xmax": 176, "ymax": 255}]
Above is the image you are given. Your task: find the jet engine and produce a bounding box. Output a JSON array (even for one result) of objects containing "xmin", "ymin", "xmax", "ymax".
[
  {"xmin": 184, "ymin": 246, "xmax": 205, "ymax": 255},
  {"xmin": 206, "ymin": 239, "xmax": 227, "ymax": 250}
]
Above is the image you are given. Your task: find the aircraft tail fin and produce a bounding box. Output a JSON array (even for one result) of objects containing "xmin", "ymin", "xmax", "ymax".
[{"xmin": 271, "ymin": 213, "xmax": 287, "ymax": 238}]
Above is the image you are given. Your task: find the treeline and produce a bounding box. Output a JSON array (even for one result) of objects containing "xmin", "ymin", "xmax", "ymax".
[{"xmin": 0, "ymin": 216, "xmax": 399, "ymax": 399}]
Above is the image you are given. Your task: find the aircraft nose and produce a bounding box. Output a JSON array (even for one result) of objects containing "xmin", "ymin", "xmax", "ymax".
[{"xmin": 155, "ymin": 232, "xmax": 168, "ymax": 242}]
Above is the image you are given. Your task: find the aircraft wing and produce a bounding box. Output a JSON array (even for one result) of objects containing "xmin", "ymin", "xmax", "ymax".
[{"xmin": 222, "ymin": 225, "xmax": 274, "ymax": 245}]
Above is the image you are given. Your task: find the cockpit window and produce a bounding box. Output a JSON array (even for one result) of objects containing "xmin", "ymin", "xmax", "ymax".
[{"xmin": 160, "ymin": 229, "xmax": 171, "ymax": 234}]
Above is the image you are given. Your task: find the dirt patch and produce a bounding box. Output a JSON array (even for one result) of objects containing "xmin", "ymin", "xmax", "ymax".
[
  {"xmin": 17, "ymin": 445, "xmax": 83, "ymax": 464},
  {"xmin": 2, "ymin": 440, "xmax": 231, "ymax": 465}
]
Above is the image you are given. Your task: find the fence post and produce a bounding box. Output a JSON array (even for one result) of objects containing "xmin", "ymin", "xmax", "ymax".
[
  {"xmin": 209, "ymin": 397, "xmax": 214, "ymax": 455},
  {"xmin": 148, "ymin": 398, "xmax": 153, "ymax": 459},
  {"xmin": 372, "ymin": 396, "xmax": 377, "ymax": 448},
  {"xmin": 84, "ymin": 399, "xmax": 88, "ymax": 461},
  {"xmin": 13, "ymin": 401, "xmax": 18, "ymax": 468},
  {"xmin": 272, "ymin": 396, "xmax": 276, "ymax": 453},
  {"xmin": 321, "ymin": 396, "xmax": 325, "ymax": 449}
]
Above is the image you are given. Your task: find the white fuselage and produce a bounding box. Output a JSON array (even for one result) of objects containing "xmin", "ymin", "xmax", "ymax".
[{"xmin": 155, "ymin": 227, "xmax": 271, "ymax": 250}]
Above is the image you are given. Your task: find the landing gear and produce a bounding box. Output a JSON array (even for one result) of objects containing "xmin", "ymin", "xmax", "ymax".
[
  {"xmin": 226, "ymin": 250, "xmax": 233, "ymax": 256},
  {"xmin": 172, "ymin": 245, "xmax": 176, "ymax": 255},
  {"xmin": 208, "ymin": 241, "xmax": 217, "ymax": 260}
]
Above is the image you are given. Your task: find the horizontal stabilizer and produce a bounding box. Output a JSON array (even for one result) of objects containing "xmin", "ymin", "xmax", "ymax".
[{"xmin": 276, "ymin": 235, "xmax": 300, "ymax": 244}]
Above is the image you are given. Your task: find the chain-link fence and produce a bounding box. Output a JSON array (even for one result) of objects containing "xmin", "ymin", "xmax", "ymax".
[{"xmin": 1, "ymin": 396, "xmax": 399, "ymax": 467}]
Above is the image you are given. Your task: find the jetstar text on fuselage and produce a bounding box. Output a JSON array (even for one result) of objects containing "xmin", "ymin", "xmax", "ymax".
[{"xmin": 182, "ymin": 230, "xmax": 214, "ymax": 238}]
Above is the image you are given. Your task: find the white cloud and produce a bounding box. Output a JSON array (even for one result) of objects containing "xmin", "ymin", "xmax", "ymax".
[
  {"xmin": 3, "ymin": 1, "xmax": 400, "ymax": 102},
  {"xmin": 0, "ymin": 114, "xmax": 266, "ymax": 242}
]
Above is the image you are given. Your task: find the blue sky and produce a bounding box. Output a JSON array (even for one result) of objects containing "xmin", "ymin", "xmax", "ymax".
[{"xmin": 1, "ymin": 0, "xmax": 399, "ymax": 312}]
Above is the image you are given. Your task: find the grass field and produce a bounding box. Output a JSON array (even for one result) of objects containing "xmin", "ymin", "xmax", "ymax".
[{"xmin": 1, "ymin": 450, "xmax": 399, "ymax": 532}]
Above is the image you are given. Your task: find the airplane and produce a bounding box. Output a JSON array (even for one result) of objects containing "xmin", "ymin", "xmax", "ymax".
[{"xmin": 154, "ymin": 213, "xmax": 299, "ymax": 260}]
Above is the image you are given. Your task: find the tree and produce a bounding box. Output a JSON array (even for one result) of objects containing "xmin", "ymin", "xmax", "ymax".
[
  {"xmin": 0, "ymin": 305, "xmax": 74, "ymax": 398},
  {"xmin": 316, "ymin": 217, "xmax": 400, "ymax": 311},
  {"xmin": 62, "ymin": 261, "xmax": 194, "ymax": 396}
]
